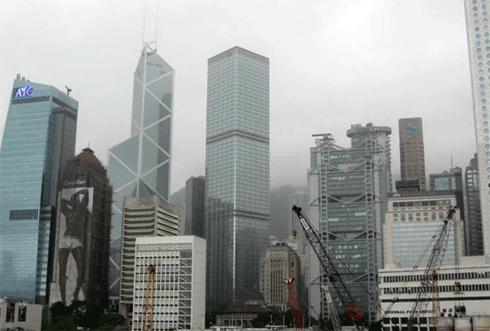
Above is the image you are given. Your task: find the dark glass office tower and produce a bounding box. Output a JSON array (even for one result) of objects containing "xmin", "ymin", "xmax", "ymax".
[
  {"xmin": 185, "ymin": 176, "xmax": 205, "ymax": 238},
  {"xmin": 107, "ymin": 42, "xmax": 174, "ymax": 306},
  {"xmin": 205, "ymin": 47, "xmax": 270, "ymax": 311},
  {"xmin": 0, "ymin": 75, "xmax": 78, "ymax": 303}
]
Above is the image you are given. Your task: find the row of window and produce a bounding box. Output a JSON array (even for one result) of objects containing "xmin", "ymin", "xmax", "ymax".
[
  {"xmin": 383, "ymin": 283, "xmax": 490, "ymax": 294},
  {"xmin": 383, "ymin": 271, "xmax": 490, "ymax": 282},
  {"xmin": 392, "ymin": 200, "xmax": 451, "ymax": 208}
]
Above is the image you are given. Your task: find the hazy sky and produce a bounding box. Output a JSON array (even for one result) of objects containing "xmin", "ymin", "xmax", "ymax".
[{"xmin": 0, "ymin": 0, "xmax": 476, "ymax": 194}]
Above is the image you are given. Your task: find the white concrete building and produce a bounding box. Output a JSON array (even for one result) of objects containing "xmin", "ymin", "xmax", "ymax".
[
  {"xmin": 383, "ymin": 191, "xmax": 463, "ymax": 269},
  {"xmin": 120, "ymin": 195, "xmax": 182, "ymax": 320},
  {"xmin": 0, "ymin": 299, "xmax": 44, "ymax": 331},
  {"xmin": 463, "ymin": 0, "xmax": 490, "ymax": 257},
  {"xmin": 379, "ymin": 256, "xmax": 490, "ymax": 331},
  {"xmin": 131, "ymin": 236, "xmax": 206, "ymax": 331}
]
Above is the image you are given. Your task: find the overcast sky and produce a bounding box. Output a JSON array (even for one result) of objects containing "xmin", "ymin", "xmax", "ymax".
[{"xmin": 0, "ymin": 0, "xmax": 476, "ymax": 194}]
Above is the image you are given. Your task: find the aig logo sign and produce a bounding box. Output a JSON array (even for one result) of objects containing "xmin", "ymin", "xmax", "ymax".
[{"xmin": 12, "ymin": 85, "xmax": 34, "ymax": 99}]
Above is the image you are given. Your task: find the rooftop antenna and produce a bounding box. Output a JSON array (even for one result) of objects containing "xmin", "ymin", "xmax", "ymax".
[
  {"xmin": 65, "ymin": 86, "xmax": 72, "ymax": 95},
  {"xmin": 155, "ymin": 4, "xmax": 159, "ymax": 52},
  {"xmin": 142, "ymin": 6, "xmax": 146, "ymax": 50},
  {"xmin": 451, "ymin": 155, "xmax": 454, "ymax": 170}
]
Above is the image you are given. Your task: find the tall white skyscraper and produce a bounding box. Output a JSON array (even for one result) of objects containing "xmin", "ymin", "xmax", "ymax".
[
  {"xmin": 107, "ymin": 41, "xmax": 174, "ymax": 305},
  {"xmin": 205, "ymin": 46, "xmax": 270, "ymax": 311},
  {"xmin": 464, "ymin": 0, "xmax": 490, "ymax": 256}
]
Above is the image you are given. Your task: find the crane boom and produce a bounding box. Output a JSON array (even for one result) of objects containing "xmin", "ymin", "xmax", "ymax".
[
  {"xmin": 292, "ymin": 206, "xmax": 366, "ymax": 329},
  {"xmin": 284, "ymin": 276, "xmax": 304, "ymax": 330},
  {"xmin": 406, "ymin": 207, "xmax": 456, "ymax": 331},
  {"xmin": 143, "ymin": 265, "xmax": 156, "ymax": 331}
]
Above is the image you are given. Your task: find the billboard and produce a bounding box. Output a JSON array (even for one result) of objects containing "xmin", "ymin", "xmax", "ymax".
[{"xmin": 50, "ymin": 184, "xmax": 94, "ymax": 306}]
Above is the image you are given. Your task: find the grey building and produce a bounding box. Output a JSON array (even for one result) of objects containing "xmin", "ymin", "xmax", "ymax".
[
  {"xmin": 399, "ymin": 118, "xmax": 427, "ymax": 191},
  {"xmin": 465, "ymin": 154, "xmax": 483, "ymax": 256},
  {"xmin": 0, "ymin": 75, "xmax": 78, "ymax": 304},
  {"xmin": 185, "ymin": 176, "xmax": 205, "ymax": 237},
  {"xmin": 463, "ymin": 0, "xmax": 490, "ymax": 256},
  {"xmin": 383, "ymin": 191, "xmax": 461, "ymax": 269},
  {"xmin": 119, "ymin": 195, "xmax": 181, "ymax": 323},
  {"xmin": 205, "ymin": 46, "xmax": 270, "ymax": 312},
  {"xmin": 49, "ymin": 147, "xmax": 112, "ymax": 308},
  {"xmin": 308, "ymin": 123, "xmax": 392, "ymax": 323},
  {"xmin": 107, "ymin": 41, "xmax": 174, "ymax": 306},
  {"xmin": 259, "ymin": 243, "xmax": 301, "ymax": 312},
  {"xmin": 429, "ymin": 167, "xmax": 465, "ymax": 223}
]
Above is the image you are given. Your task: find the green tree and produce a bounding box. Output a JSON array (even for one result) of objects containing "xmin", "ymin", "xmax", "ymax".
[
  {"xmin": 97, "ymin": 312, "xmax": 127, "ymax": 331},
  {"xmin": 46, "ymin": 315, "xmax": 77, "ymax": 331},
  {"xmin": 67, "ymin": 300, "xmax": 102, "ymax": 330}
]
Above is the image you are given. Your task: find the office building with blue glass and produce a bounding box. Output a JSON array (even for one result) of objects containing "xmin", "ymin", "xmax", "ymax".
[
  {"xmin": 0, "ymin": 75, "xmax": 78, "ymax": 303},
  {"xmin": 107, "ymin": 42, "xmax": 174, "ymax": 306},
  {"xmin": 205, "ymin": 47, "xmax": 270, "ymax": 311}
]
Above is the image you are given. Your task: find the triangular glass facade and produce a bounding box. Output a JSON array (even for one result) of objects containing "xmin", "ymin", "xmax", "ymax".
[{"xmin": 107, "ymin": 42, "xmax": 174, "ymax": 302}]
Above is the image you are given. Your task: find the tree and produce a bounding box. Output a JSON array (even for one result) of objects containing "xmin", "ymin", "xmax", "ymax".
[
  {"xmin": 67, "ymin": 300, "xmax": 102, "ymax": 330},
  {"xmin": 97, "ymin": 312, "xmax": 127, "ymax": 331},
  {"xmin": 46, "ymin": 316, "xmax": 77, "ymax": 331}
]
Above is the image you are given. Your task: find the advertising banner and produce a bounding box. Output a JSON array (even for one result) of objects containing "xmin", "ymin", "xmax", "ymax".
[{"xmin": 50, "ymin": 183, "xmax": 94, "ymax": 306}]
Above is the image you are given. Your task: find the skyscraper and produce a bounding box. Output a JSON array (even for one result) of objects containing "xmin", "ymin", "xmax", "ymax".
[
  {"xmin": 464, "ymin": 1, "xmax": 490, "ymax": 256},
  {"xmin": 205, "ymin": 46, "xmax": 270, "ymax": 311},
  {"xmin": 465, "ymin": 154, "xmax": 483, "ymax": 256},
  {"xmin": 49, "ymin": 147, "xmax": 112, "ymax": 308},
  {"xmin": 107, "ymin": 41, "xmax": 174, "ymax": 305},
  {"xmin": 0, "ymin": 75, "xmax": 78, "ymax": 303},
  {"xmin": 398, "ymin": 117, "xmax": 426, "ymax": 190},
  {"xmin": 308, "ymin": 123, "xmax": 392, "ymax": 323}
]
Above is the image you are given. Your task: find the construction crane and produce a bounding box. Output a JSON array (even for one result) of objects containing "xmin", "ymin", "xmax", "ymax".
[
  {"xmin": 284, "ymin": 276, "xmax": 304, "ymax": 331},
  {"xmin": 142, "ymin": 265, "xmax": 156, "ymax": 331},
  {"xmin": 292, "ymin": 205, "xmax": 367, "ymax": 330},
  {"xmin": 322, "ymin": 284, "xmax": 342, "ymax": 331},
  {"xmin": 406, "ymin": 207, "xmax": 457, "ymax": 331}
]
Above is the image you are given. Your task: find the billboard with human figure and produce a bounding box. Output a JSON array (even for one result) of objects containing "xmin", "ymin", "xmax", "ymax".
[{"xmin": 50, "ymin": 183, "xmax": 94, "ymax": 306}]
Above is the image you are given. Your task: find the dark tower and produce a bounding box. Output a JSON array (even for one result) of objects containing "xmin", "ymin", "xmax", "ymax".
[{"xmin": 49, "ymin": 147, "xmax": 112, "ymax": 308}]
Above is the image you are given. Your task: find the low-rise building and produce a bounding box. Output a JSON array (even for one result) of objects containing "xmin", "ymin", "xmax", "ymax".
[
  {"xmin": 0, "ymin": 299, "xmax": 44, "ymax": 331},
  {"xmin": 380, "ymin": 256, "xmax": 490, "ymax": 331},
  {"xmin": 131, "ymin": 236, "xmax": 206, "ymax": 331}
]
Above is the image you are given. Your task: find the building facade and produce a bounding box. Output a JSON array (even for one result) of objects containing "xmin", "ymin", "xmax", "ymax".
[
  {"xmin": 49, "ymin": 148, "xmax": 112, "ymax": 308},
  {"xmin": 399, "ymin": 118, "xmax": 427, "ymax": 191},
  {"xmin": 107, "ymin": 42, "xmax": 174, "ymax": 305},
  {"xmin": 205, "ymin": 46, "xmax": 270, "ymax": 311},
  {"xmin": 465, "ymin": 154, "xmax": 483, "ymax": 256},
  {"xmin": 463, "ymin": 0, "xmax": 490, "ymax": 257},
  {"xmin": 429, "ymin": 168, "xmax": 465, "ymax": 221},
  {"xmin": 131, "ymin": 236, "xmax": 206, "ymax": 331},
  {"xmin": 380, "ymin": 257, "xmax": 490, "ymax": 331},
  {"xmin": 119, "ymin": 195, "xmax": 181, "ymax": 321},
  {"xmin": 0, "ymin": 299, "xmax": 44, "ymax": 331},
  {"xmin": 259, "ymin": 243, "xmax": 301, "ymax": 312},
  {"xmin": 185, "ymin": 176, "xmax": 205, "ymax": 238},
  {"xmin": 383, "ymin": 191, "xmax": 462, "ymax": 269},
  {"xmin": 0, "ymin": 75, "xmax": 78, "ymax": 303},
  {"xmin": 308, "ymin": 123, "xmax": 392, "ymax": 323}
]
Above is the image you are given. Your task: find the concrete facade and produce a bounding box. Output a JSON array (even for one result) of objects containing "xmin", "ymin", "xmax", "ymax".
[
  {"xmin": 131, "ymin": 236, "xmax": 206, "ymax": 331},
  {"xmin": 119, "ymin": 195, "xmax": 181, "ymax": 323}
]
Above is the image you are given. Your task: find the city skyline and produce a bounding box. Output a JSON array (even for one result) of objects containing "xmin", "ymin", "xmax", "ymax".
[{"xmin": 0, "ymin": 0, "xmax": 477, "ymax": 194}]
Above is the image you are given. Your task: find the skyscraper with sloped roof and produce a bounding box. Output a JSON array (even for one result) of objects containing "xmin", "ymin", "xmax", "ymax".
[{"xmin": 107, "ymin": 42, "xmax": 174, "ymax": 305}]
